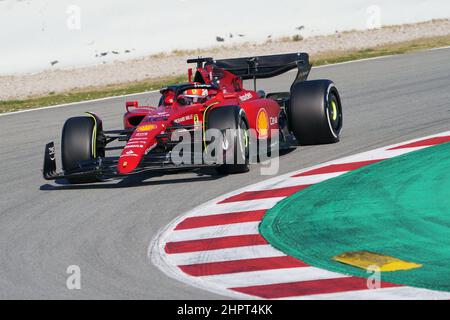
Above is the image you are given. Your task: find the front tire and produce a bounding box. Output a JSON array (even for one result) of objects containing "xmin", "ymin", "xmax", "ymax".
[
  {"xmin": 289, "ymin": 80, "xmax": 343, "ymax": 145},
  {"xmin": 61, "ymin": 115, "xmax": 103, "ymax": 183},
  {"xmin": 205, "ymin": 106, "xmax": 250, "ymax": 174}
]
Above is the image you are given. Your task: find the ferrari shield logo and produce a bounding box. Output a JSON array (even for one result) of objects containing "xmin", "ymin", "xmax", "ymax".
[{"xmin": 193, "ymin": 114, "xmax": 200, "ymax": 126}]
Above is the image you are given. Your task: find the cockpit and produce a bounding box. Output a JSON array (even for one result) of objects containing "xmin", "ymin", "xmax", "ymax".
[{"xmin": 159, "ymin": 83, "xmax": 218, "ymax": 107}]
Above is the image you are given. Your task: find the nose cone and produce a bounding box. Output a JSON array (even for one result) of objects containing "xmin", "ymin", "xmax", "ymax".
[
  {"xmin": 117, "ymin": 123, "xmax": 162, "ymax": 174},
  {"xmin": 118, "ymin": 148, "xmax": 144, "ymax": 174}
]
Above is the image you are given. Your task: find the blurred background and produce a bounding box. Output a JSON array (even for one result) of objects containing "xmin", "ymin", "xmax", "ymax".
[{"xmin": 1, "ymin": 0, "xmax": 450, "ymax": 75}]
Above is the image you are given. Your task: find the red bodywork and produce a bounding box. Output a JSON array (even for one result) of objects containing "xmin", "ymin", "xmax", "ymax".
[{"xmin": 119, "ymin": 64, "xmax": 280, "ymax": 175}]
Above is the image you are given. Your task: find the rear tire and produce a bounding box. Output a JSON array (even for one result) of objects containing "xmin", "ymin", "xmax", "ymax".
[
  {"xmin": 289, "ymin": 80, "xmax": 343, "ymax": 145},
  {"xmin": 205, "ymin": 106, "xmax": 250, "ymax": 174},
  {"xmin": 61, "ymin": 115, "xmax": 103, "ymax": 183}
]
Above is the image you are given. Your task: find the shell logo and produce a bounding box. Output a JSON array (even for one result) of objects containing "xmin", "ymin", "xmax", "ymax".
[
  {"xmin": 256, "ymin": 108, "xmax": 269, "ymax": 138},
  {"xmin": 137, "ymin": 124, "xmax": 157, "ymax": 132}
]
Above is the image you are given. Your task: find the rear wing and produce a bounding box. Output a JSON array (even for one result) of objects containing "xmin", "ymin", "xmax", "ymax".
[
  {"xmin": 209, "ymin": 52, "xmax": 311, "ymax": 81},
  {"xmin": 188, "ymin": 53, "xmax": 311, "ymax": 91}
]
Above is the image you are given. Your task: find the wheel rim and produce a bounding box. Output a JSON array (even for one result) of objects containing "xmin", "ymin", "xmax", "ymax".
[
  {"xmin": 327, "ymin": 92, "xmax": 342, "ymax": 134},
  {"xmin": 243, "ymin": 124, "xmax": 249, "ymax": 148}
]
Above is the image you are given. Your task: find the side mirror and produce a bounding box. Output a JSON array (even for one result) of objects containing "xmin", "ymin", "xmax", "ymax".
[
  {"xmin": 125, "ymin": 101, "xmax": 139, "ymax": 112},
  {"xmin": 257, "ymin": 90, "xmax": 266, "ymax": 98}
]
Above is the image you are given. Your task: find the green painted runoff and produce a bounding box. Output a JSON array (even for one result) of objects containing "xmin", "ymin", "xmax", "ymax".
[{"xmin": 260, "ymin": 142, "xmax": 450, "ymax": 291}]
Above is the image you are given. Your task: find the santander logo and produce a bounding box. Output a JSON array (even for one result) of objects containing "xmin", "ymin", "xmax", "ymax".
[{"xmin": 239, "ymin": 92, "xmax": 253, "ymax": 102}]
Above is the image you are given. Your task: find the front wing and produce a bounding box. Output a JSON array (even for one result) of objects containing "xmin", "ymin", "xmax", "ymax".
[{"xmin": 42, "ymin": 142, "xmax": 216, "ymax": 182}]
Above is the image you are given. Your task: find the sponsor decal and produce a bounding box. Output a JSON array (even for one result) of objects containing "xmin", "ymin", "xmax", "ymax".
[
  {"xmin": 120, "ymin": 149, "xmax": 139, "ymax": 157},
  {"xmin": 174, "ymin": 114, "xmax": 193, "ymax": 123},
  {"xmin": 124, "ymin": 144, "xmax": 144, "ymax": 149},
  {"xmin": 270, "ymin": 116, "xmax": 278, "ymax": 125},
  {"xmin": 239, "ymin": 92, "xmax": 253, "ymax": 102},
  {"xmin": 147, "ymin": 112, "xmax": 169, "ymax": 121},
  {"xmin": 148, "ymin": 116, "xmax": 168, "ymax": 121},
  {"xmin": 256, "ymin": 108, "xmax": 269, "ymax": 138},
  {"xmin": 129, "ymin": 138, "xmax": 148, "ymax": 142},
  {"xmin": 137, "ymin": 124, "xmax": 157, "ymax": 132},
  {"xmin": 48, "ymin": 145, "xmax": 56, "ymax": 161},
  {"xmin": 186, "ymin": 89, "xmax": 208, "ymax": 96},
  {"xmin": 135, "ymin": 132, "xmax": 149, "ymax": 137}
]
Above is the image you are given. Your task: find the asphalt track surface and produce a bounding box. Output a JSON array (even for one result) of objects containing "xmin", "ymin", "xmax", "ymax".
[{"xmin": 1, "ymin": 48, "xmax": 450, "ymax": 299}]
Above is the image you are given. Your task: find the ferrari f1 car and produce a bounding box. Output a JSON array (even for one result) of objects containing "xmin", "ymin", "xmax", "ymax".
[{"xmin": 43, "ymin": 53, "xmax": 343, "ymax": 183}]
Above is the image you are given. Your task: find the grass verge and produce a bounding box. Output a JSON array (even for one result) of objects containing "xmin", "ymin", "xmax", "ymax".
[
  {"xmin": 311, "ymin": 34, "xmax": 450, "ymax": 65},
  {"xmin": 1, "ymin": 34, "xmax": 450, "ymax": 114},
  {"xmin": 0, "ymin": 75, "xmax": 187, "ymax": 114}
]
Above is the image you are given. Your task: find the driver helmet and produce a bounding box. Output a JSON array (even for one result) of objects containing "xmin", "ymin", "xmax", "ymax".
[{"xmin": 181, "ymin": 88, "xmax": 209, "ymax": 105}]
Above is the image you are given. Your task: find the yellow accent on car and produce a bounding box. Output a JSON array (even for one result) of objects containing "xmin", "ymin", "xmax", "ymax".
[
  {"xmin": 256, "ymin": 108, "xmax": 269, "ymax": 138},
  {"xmin": 333, "ymin": 251, "xmax": 422, "ymax": 272},
  {"xmin": 137, "ymin": 124, "xmax": 157, "ymax": 132},
  {"xmin": 202, "ymin": 102, "xmax": 220, "ymax": 151},
  {"xmin": 193, "ymin": 114, "xmax": 200, "ymax": 126},
  {"xmin": 85, "ymin": 112, "xmax": 97, "ymax": 158}
]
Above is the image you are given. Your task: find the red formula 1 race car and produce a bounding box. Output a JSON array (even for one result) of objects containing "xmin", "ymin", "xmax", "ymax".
[{"xmin": 43, "ymin": 53, "xmax": 343, "ymax": 183}]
